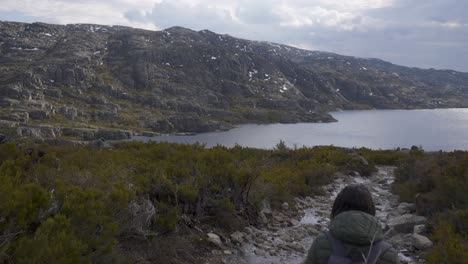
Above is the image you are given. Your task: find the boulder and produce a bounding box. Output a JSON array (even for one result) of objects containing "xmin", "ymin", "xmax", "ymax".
[
  {"xmin": 388, "ymin": 214, "xmax": 427, "ymax": 233},
  {"xmin": 207, "ymin": 233, "xmax": 223, "ymax": 248},
  {"xmin": 260, "ymin": 200, "xmax": 272, "ymax": 215},
  {"xmin": 289, "ymin": 218, "xmax": 300, "ymax": 226},
  {"xmin": 397, "ymin": 202, "xmax": 416, "ymax": 215},
  {"xmin": 389, "ymin": 234, "xmax": 404, "ymax": 246},
  {"xmin": 281, "ymin": 202, "xmax": 289, "ymax": 211},
  {"xmin": 258, "ymin": 200, "xmax": 273, "ymax": 224},
  {"xmin": 413, "ymin": 224, "xmax": 426, "ymax": 235},
  {"xmin": 254, "ymin": 248, "xmax": 267, "ymax": 256},
  {"xmin": 258, "ymin": 211, "xmax": 269, "ymax": 225},
  {"xmin": 411, "ymin": 234, "xmax": 433, "ymax": 250},
  {"xmin": 230, "ymin": 231, "xmax": 245, "ymax": 245}
]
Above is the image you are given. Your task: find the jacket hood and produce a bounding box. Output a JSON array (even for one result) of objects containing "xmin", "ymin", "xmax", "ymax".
[{"xmin": 329, "ymin": 210, "xmax": 383, "ymax": 246}]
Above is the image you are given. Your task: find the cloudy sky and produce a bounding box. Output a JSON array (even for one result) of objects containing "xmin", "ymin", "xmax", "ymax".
[{"xmin": 1, "ymin": 0, "xmax": 467, "ymax": 72}]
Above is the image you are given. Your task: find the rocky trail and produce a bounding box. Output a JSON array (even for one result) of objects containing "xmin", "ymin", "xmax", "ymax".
[{"xmin": 206, "ymin": 166, "xmax": 430, "ymax": 264}]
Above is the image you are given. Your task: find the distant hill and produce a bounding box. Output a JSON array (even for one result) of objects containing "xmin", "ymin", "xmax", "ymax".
[{"xmin": 1, "ymin": 21, "xmax": 468, "ymax": 139}]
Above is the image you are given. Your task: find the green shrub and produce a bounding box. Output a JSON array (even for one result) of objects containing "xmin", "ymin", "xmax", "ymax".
[
  {"xmin": 155, "ymin": 205, "xmax": 179, "ymax": 233},
  {"xmin": 427, "ymin": 218, "xmax": 468, "ymax": 264},
  {"xmin": 14, "ymin": 214, "xmax": 89, "ymax": 264}
]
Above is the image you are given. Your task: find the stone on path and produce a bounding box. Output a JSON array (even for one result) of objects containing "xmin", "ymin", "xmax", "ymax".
[
  {"xmin": 207, "ymin": 233, "xmax": 223, "ymax": 248},
  {"xmin": 388, "ymin": 214, "xmax": 427, "ymax": 233},
  {"xmin": 411, "ymin": 234, "xmax": 433, "ymax": 250},
  {"xmin": 254, "ymin": 248, "xmax": 267, "ymax": 256},
  {"xmin": 289, "ymin": 218, "xmax": 300, "ymax": 226},
  {"xmin": 413, "ymin": 224, "xmax": 426, "ymax": 235},
  {"xmin": 397, "ymin": 202, "xmax": 416, "ymax": 214},
  {"xmin": 230, "ymin": 231, "xmax": 245, "ymax": 245}
]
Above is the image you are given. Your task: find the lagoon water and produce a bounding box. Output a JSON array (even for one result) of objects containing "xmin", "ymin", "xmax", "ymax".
[{"xmin": 129, "ymin": 109, "xmax": 468, "ymax": 151}]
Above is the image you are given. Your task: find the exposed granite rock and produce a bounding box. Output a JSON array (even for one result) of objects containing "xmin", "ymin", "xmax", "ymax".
[
  {"xmin": 61, "ymin": 127, "xmax": 133, "ymax": 140},
  {"xmin": 17, "ymin": 125, "xmax": 60, "ymax": 138},
  {"xmin": 6, "ymin": 124, "xmax": 133, "ymax": 140},
  {"xmin": 28, "ymin": 109, "xmax": 50, "ymax": 120},
  {"xmin": 167, "ymin": 115, "xmax": 224, "ymax": 133}
]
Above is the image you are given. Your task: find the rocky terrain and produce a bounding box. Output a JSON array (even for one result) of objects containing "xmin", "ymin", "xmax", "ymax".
[
  {"xmin": 1, "ymin": 21, "xmax": 468, "ymax": 139},
  {"xmin": 204, "ymin": 167, "xmax": 430, "ymax": 264}
]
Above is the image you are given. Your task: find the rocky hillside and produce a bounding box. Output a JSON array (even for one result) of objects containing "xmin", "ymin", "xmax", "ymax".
[{"xmin": 1, "ymin": 21, "xmax": 468, "ymax": 139}]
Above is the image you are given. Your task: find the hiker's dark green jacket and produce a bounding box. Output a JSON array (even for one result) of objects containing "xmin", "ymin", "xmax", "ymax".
[{"xmin": 304, "ymin": 210, "xmax": 400, "ymax": 264}]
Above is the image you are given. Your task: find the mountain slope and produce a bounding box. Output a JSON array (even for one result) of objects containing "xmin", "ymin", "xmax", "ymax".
[{"xmin": 1, "ymin": 21, "xmax": 468, "ymax": 139}]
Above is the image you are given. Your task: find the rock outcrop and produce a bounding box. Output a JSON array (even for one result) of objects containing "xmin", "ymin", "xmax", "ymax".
[{"xmin": 13, "ymin": 125, "xmax": 134, "ymax": 140}]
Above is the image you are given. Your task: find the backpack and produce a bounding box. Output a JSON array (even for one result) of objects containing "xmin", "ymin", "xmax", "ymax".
[{"xmin": 326, "ymin": 232, "xmax": 392, "ymax": 264}]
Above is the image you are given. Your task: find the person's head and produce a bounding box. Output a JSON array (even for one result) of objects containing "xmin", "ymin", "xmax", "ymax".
[{"xmin": 331, "ymin": 184, "xmax": 375, "ymax": 219}]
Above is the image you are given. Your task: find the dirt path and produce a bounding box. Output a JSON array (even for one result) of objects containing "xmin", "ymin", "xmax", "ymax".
[{"xmin": 211, "ymin": 166, "xmax": 425, "ymax": 264}]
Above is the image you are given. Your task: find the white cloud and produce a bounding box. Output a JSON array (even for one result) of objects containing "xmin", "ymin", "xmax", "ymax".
[
  {"xmin": 310, "ymin": 0, "xmax": 394, "ymax": 11},
  {"xmin": 0, "ymin": 0, "xmax": 391, "ymax": 31},
  {"xmin": 274, "ymin": 5, "xmax": 360, "ymax": 29},
  {"xmin": 142, "ymin": 0, "xmax": 386, "ymax": 31},
  {"xmin": 0, "ymin": 0, "xmax": 157, "ymax": 29},
  {"xmin": 434, "ymin": 20, "xmax": 467, "ymax": 28}
]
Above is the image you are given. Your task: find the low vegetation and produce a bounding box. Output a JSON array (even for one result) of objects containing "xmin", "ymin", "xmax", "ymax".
[
  {"xmin": 0, "ymin": 141, "xmax": 371, "ymax": 263},
  {"xmin": 0, "ymin": 141, "xmax": 465, "ymax": 263}
]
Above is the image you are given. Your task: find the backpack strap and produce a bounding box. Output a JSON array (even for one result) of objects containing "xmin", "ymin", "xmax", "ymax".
[
  {"xmin": 326, "ymin": 231, "xmax": 348, "ymax": 257},
  {"xmin": 366, "ymin": 241, "xmax": 392, "ymax": 264}
]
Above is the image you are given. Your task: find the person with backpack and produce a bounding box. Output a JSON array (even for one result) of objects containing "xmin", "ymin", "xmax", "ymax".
[{"xmin": 304, "ymin": 184, "xmax": 400, "ymax": 264}]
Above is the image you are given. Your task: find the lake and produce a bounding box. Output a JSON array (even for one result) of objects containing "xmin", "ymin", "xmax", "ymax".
[{"xmin": 128, "ymin": 109, "xmax": 468, "ymax": 151}]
